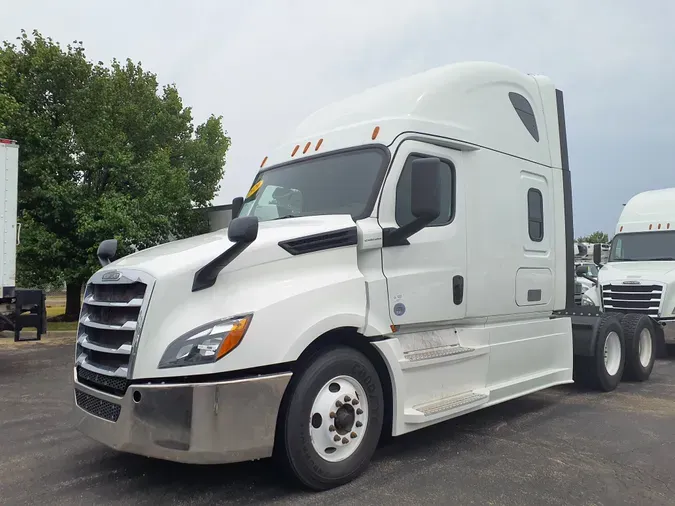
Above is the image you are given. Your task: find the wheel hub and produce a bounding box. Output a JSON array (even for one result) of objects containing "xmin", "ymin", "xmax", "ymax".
[
  {"xmin": 309, "ymin": 375, "xmax": 368, "ymax": 463},
  {"xmin": 334, "ymin": 404, "xmax": 355, "ymax": 434}
]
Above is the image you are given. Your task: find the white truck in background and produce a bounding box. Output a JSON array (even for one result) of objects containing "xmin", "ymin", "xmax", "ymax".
[
  {"xmin": 72, "ymin": 62, "xmax": 659, "ymax": 490},
  {"xmin": 0, "ymin": 139, "xmax": 47, "ymax": 341},
  {"xmin": 581, "ymin": 188, "xmax": 675, "ymax": 347}
]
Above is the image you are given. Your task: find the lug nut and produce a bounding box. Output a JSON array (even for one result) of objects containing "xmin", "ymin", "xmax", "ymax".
[
  {"xmin": 342, "ymin": 437, "xmax": 349, "ymax": 444},
  {"xmin": 329, "ymin": 411, "xmax": 335, "ymax": 418},
  {"xmin": 336, "ymin": 400, "xmax": 343, "ymax": 407},
  {"xmin": 329, "ymin": 425, "xmax": 335, "ymax": 432},
  {"xmin": 356, "ymin": 421, "xmax": 362, "ymax": 428},
  {"xmin": 352, "ymin": 399, "xmax": 359, "ymax": 405},
  {"xmin": 344, "ymin": 395, "xmax": 351, "ymax": 402},
  {"xmin": 334, "ymin": 435, "xmax": 340, "ymax": 442},
  {"xmin": 356, "ymin": 408, "xmax": 363, "ymax": 415},
  {"xmin": 351, "ymin": 432, "xmax": 358, "ymax": 439}
]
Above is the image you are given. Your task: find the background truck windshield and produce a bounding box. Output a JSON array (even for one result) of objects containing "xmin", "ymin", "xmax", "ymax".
[
  {"xmin": 609, "ymin": 231, "xmax": 675, "ymax": 262},
  {"xmin": 239, "ymin": 147, "xmax": 389, "ymax": 222}
]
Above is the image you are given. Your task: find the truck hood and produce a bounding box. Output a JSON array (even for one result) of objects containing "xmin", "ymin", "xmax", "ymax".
[
  {"xmin": 108, "ymin": 214, "xmax": 357, "ymax": 279},
  {"xmin": 599, "ymin": 261, "xmax": 675, "ymax": 284}
]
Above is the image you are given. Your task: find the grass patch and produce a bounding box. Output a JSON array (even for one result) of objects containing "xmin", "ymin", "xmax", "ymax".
[
  {"xmin": 45, "ymin": 299, "xmax": 78, "ymax": 332},
  {"xmin": 48, "ymin": 320, "xmax": 78, "ymax": 331}
]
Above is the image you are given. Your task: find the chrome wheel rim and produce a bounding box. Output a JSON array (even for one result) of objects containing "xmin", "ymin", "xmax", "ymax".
[
  {"xmin": 604, "ymin": 331, "xmax": 621, "ymax": 376},
  {"xmin": 309, "ymin": 375, "xmax": 368, "ymax": 463},
  {"xmin": 638, "ymin": 328, "xmax": 653, "ymax": 368}
]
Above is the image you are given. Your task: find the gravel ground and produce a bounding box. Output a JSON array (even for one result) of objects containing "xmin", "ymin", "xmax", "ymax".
[{"xmin": 2, "ymin": 338, "xmax": 675, "ymax": 506}]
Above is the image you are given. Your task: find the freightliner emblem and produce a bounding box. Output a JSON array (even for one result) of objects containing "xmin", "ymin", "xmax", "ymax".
[{"xmin": 102, "ymin": 270, "xmax": 122, "ymax": 282}]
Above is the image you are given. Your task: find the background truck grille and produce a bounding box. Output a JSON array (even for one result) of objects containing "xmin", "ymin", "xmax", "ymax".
[
  {"xmin": 75, "ymin": 277, "xmax": 148, "ymax": 396},
  {"xmin": 75, "ymin": 389, "xmax": 121, "ymax": 422},
  {"xmin": 602, "ymin": 283, "xmax": 663, "ymax": 317}
]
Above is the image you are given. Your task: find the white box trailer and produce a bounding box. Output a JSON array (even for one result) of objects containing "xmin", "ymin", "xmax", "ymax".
[
  {"xmin": 0, "ymin": 139, "xmax": 47, "ymax": 341},
  {"xmin": 72, "ymin": 62, "xmax": 659, "ymax": 490}
]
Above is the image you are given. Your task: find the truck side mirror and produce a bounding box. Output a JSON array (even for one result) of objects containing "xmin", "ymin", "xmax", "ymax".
[
  {"xmin": 97, "ymin": 239, "xmax": 118, "ymax": 267},
  {"xmin": 593, "ymin": 243, "xmax": 602, "ymax": 266},
  {"xmin": 193, "ymin": 216, "xmax": 260, "ymax": 292},
  {"xmin": 228, "ymin": 216, "xmax": 259, "ymax": 243},
  {"xmin": 382, "ymin": 157, "xmax": 443, "ymax": 247},
  {"xmin": 411, "ymin": 158, "xmax": 442, "ymax": 222},
  {"xmin": 231, "ymin": 196, "xmax": 244, "ymax": 219}
]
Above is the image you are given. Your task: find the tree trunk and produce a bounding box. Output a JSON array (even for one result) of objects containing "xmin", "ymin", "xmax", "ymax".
[{"xmin": 65, "ymin": 282, "xmax": 83, "ymax": 321}]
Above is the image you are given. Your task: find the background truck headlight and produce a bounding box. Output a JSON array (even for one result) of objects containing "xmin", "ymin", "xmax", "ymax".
[
  {"xmin": 581, "ymin": 294, "xmax": 596, "ymax": 306},
  {"xmin": 158, "ymin": 314, "xmax": 252, "ymax": 368}
]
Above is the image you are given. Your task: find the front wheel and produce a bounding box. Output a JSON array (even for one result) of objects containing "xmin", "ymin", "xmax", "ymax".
[{"xmin": 275, "ymin": 346, "xmax": 384, "ymax": 490}]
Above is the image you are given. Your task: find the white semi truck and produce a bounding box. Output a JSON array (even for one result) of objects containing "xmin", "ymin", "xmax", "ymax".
[
  {"xmin": 72, "ymin": 62, "xmax": 659, "ymax": 490},
  {"xmin": 580, "ymin": 188, "xmax": 675, "ymax": 347},
  {"xmin": 0, "ymin": 139, "xmax": 47, "ymax": 341}
]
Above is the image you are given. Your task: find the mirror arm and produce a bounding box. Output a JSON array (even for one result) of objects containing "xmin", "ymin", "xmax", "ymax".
[{"xmin": 382, "ymin": 216, "xmax": 434, "ymax": 247}]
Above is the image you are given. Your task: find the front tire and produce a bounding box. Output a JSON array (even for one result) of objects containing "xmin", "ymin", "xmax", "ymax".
[
  {"xmin": 275, "ymin": 345, "xmax": 384, "ymax": 490},
  {"xmin": 620, "ymin": 313, "xmax": 656, "ymax": 381}
]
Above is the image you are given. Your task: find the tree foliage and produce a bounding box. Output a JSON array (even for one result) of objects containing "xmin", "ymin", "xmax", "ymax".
[
  {"xmin": 577, "ymin": 231, "xmax": 610, "ymax": 244},
  {"xmin": 0, "ymin": 30, "xmax": 230, "ymax": 316}
]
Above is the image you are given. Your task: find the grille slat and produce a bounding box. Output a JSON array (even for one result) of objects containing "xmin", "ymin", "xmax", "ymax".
[
  {"xmin": 75, "ymin": 389, "xmax": 121, "ymax": 421},
  {"xmin": 602, "ymin": 283, "xmax": 664, "ymax": 317}
]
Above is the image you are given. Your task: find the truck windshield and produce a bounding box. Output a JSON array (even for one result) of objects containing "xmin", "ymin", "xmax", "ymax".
[
  {"xmin": 609, "ymin": 231, "xmax": 675, "ymax": 262},
  {"xmin": 239, "ymin": 146, "xmax": 389, "ymax": 222}
]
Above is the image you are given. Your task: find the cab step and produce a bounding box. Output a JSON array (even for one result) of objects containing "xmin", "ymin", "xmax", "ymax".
[
  {"xmin": 400, "ymin": 345, "xmax": 486, "ymax": 369},
  {"xmin": 405, "ymin": 390, "xmax": 489, "ymax": 423}
]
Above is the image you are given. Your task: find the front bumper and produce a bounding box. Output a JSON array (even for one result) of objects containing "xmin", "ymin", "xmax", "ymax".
[
  {"xmin": 658, "ymin": 320, "xmax": 675, "ymax": 344},
  {"xmin": 73, "ymin": 368, "xmax": 292, "ymax": 464}
]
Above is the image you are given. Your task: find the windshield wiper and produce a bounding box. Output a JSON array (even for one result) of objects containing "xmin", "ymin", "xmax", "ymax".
[
  {"xmin": 269, "ymin": 214, "xmax": 298, "ymax": 221},
  {"xmin": 645, "ymin": 257, "xmax": 675, "ymax": 261}
]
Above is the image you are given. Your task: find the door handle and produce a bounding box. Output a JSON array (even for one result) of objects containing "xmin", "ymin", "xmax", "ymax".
[{"xmin": 453, "ymin": 275, "xmax": 464, "ymax": 305}]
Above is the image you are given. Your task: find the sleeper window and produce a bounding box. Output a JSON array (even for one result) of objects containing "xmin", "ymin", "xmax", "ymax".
[{"xmin": 527, "ymin": 188, "xmax": 544, "ymax": 241}]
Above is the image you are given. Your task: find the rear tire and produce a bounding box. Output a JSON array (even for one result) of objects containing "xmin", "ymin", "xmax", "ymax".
[
  {"xmin": 620, "ymin": 313, "xmax": 656, "ymax": 382},
  {"xmin": 275, "ymin": 345, "xmax": 384, "ymax": 490},
  {"xmin": 574, "ymin": 314, "xmax": 625, "ymax": 392}
]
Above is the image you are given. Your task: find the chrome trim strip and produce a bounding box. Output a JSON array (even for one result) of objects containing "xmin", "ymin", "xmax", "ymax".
[
  {"xmin": 76, "ymin": 353, "xmax": 129, "ymax": 378},
  {"xmin": 77, "ymin": 333, "xmax": 132, "ymax": 355}
]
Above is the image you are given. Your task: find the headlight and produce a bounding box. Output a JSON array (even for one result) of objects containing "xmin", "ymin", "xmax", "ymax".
[
  {"xmin": 581, "ymin": 294, "xmax": 596, "ymax": 306},
  {"xmin": 158, "ymin": 314, "xmax": 253, "ymax": 369}
]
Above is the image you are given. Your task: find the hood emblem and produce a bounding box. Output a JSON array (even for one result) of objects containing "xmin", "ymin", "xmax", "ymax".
[
  {"xmin": 622, "ymin": 280, "xmax": 641, "ymax": 285},
  {"xmin": 102, "ymin": 270, "xmax": 122, "ymax": 282}
]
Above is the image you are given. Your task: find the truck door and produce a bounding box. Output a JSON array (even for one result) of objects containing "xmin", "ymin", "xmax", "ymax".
[{"xmin": 378, "ymin": 140, "xmax": 467, "ymax": 325}]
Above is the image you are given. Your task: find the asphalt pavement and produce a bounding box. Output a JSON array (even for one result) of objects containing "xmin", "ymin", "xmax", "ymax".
[{"xmin": 2, "ymin": 338, "xmax": 675, "ymax": 506}]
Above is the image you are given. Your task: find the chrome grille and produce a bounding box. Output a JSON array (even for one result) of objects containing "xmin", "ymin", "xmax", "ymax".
[
  {"xmin": 602, "ymin": 282, "xmax": 663, "ymax": 317},
  {"xmin": 75, "ymin": 271, "xmax": 152, "ymax": 395}
]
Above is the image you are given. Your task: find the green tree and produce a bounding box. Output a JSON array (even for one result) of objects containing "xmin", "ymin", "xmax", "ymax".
[
  {"xmin": 577, "ymin": 231, "xmax": 610, "ymax": 244},
  {"xmin": 0, "ymin": 30, "xmax": 230, "ymax": 319}
]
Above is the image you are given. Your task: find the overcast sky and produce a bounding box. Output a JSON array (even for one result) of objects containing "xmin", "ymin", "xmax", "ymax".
[{"xmin": 4, "ymin": 0, "xmax": 674, "ymax": 237}]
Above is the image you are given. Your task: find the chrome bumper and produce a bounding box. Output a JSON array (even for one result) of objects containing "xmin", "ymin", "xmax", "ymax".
[{"xmin": 73, "ymin": 369, "xmax": 292, "ymax": 464}]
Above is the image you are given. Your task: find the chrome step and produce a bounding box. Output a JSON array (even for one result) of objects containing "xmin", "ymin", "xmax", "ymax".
[
  {"xmin": 405, "ymin": 390, "xmax": 489, "ymax": 423},
  {"xmin": 403, "ymin": 345, "xmax": 474, "ymax": 362}
]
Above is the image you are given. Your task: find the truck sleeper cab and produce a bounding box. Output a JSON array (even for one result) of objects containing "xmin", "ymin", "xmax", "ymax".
[
  {"xmin": 72, "ymin": 62, "xmax": 656, "ymax": 490},
  {"xmin": 583, "ymin": 188, "xmax": 675, "ymax": 346}
]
